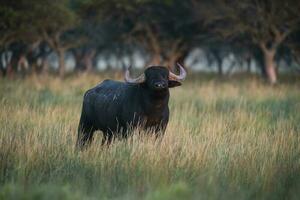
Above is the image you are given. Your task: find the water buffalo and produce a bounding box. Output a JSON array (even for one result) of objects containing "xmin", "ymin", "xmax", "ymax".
[{"xmin": 76, "ymin": 63, "xmax": 186, "ymax": 149}]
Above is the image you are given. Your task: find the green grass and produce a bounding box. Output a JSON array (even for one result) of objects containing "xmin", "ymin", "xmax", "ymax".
[{"xmin": 0, "ymin": 74, "xmax": 300, "ymax": 200}]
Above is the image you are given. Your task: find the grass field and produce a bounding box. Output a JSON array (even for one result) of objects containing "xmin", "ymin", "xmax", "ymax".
[{"xmin": 0, "ymin": 73, "xmax": 300, "ymax": 200}]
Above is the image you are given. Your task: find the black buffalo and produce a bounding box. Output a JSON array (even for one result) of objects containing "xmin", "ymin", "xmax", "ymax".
[{"xmin": 76, "ymin": 63, "xmax": 186, "ymax": 149}]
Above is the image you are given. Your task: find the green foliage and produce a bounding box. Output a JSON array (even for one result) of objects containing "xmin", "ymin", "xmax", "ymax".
[
  {"xmin": 77, "ymin": 0, "xmax": 196, "ymax": 61},
  {"xmin": 32, "ymin": 0, "xmax": 78, "ymax": 32},
  {"xmin": 0, "ymin": 0, "xmax": 78, "ymax": 48},
  {"xmin": 199, "ymin": 0, "xmax": 300, "ymax": 45}
]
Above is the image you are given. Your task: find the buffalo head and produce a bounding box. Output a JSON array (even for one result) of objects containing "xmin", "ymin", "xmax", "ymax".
[{"xmin": 124, "ymin": 63, "xmax": 186, "ymax": 90}]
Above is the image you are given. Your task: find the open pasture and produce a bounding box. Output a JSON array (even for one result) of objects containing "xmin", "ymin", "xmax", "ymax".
[{"xmin": 1, "ymin": 74, "xmax": 300, "ymax": 200}]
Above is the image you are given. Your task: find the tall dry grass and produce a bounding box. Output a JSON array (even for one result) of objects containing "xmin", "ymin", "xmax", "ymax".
[{"xmin": 0, "ymin": 74, "xmax": 300, "ymax": 200}]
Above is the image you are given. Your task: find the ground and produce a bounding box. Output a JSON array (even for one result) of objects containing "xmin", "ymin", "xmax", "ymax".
[{"xmin": 0, "ymin": 73, "xmax": 300, "ymax": 200}]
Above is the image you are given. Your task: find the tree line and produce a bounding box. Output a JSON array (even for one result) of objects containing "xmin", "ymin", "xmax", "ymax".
[{"xmin": 0, "ymin": 0, "xmax": 300, "ymax": 84}]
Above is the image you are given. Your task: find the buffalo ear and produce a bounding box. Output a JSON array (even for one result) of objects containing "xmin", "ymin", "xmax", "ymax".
[{"xmin": 168, "ymin": 80, "xmax": 181, "ymax": 88}]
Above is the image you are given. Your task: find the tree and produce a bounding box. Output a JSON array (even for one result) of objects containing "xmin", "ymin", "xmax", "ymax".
[
  {"xmin": 0, "ymin": 0, "xmax": 41, "ymax": 77},
  {"xmin": 32, "ymin": 0, "xmax": 79, "ymax": 77},
  {"xmin": 79, "ymin": 0, "xmax": 197, "ymax": 68},
  {"xmin": 286, "ymin": 29, "xmax": 300, "ymax": 73},
  {"xmin": 194, "ymin": 0, "xmax": 300, "ymax": 84},
  {"xmin": 0, "ymin": 0, "xmax": 79, "ymax": 77},
  {"xmin": 0, "ymin": 4, "xmax": 15, "ymax": 76}
]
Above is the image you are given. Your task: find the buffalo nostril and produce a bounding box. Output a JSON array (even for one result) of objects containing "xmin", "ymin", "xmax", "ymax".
[
  {"xmin": 154, "ymin": 82, "xmax": 166, "ymax": 89},
  {"xmin": 154, "ymin": 83, "xmax": 161, "ymax": 88}
]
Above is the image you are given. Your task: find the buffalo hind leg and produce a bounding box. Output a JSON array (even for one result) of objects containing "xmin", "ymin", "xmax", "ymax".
[{"xmin": 76, "ymin": 122, "xmax": 95, "ymax": 150}]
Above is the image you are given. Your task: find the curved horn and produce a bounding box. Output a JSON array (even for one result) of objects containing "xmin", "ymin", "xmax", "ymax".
[
  {"xmin": 124, "ymin": 66, "xmax": 145, "ymax": 83},
  {"xmin": 169, "ymin": 63, "xmax": 187, "ymax": 81}
]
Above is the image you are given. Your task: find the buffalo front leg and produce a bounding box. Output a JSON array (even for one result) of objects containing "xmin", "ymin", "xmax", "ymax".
[
  {"xmin": 154, "ymin": 119, "xmax": 168, "ymax": 138},
  {"xmin": 101, "ymin": 132, "xmax": 113, "ymax": 146},
  {"xmin": 76, "ymin": 122, "xmax": 95, "ymax": 150}
]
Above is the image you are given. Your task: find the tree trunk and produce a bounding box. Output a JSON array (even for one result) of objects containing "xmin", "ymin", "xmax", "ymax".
[
  {"xmin": 83, "ymin": 49, "xmax": 96, "ymax": 72},
  {"xmin": 17, "ymin": 54, "xmax": 28, "ymax": 77},
  {"xmin": 57, "ymin": 49, "xmax": 65, "ymax": 78},
  {"xmin": 147, "ymin": 53, "xmax": 161, "ymax": 66},
  {"xmin": 73, "ymin": 49, "xmax": 83, "ymax": 71},
  {"xmin": 216, "ymin": 58, "xmax": 223, "ymax": 76},
  {"xmin": 210, "ymin": 49, "xmax": 223, "ymax": 76},
  {"xmin": 165, "ymin": 51, "xmax": 187, "ymax": 71},
  {"xmin": 7, "ymin": 54, "xmax": 19, "ymax": 78},
  {"xmin": 262, "ymin": 48, "xmax": 277, "ymax": 84},
  {"xmin": 246, "ymin": 57, "xmax": 251, "ymax": 73},
  {"xmin": 165, "ymin": 54, "xmax": 178, "ymax": 70},
  {"xmin": 41, "ymin": 57, "xmax": 49, "ymax": 75},
  {"xmin": 176, "ymin": 50, "xmax": 189, "ymax": 65},
  {"xmin": 0, "ymin": 50, "xmax": 5, "ymax": 77}
]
